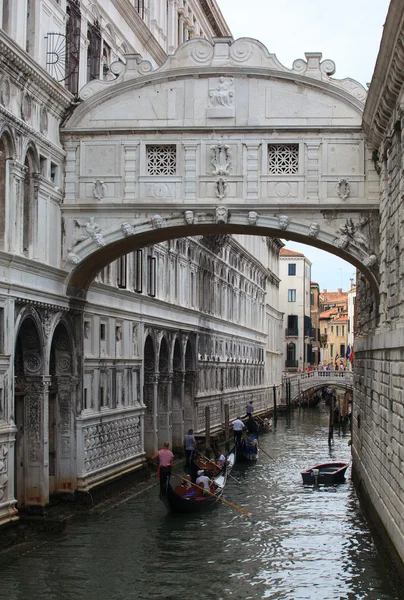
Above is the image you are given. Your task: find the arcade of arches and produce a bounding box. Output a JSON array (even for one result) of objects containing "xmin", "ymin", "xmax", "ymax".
[{"xmin": 0, "ymin": 14, "xmax": 404, "ymax": 571}]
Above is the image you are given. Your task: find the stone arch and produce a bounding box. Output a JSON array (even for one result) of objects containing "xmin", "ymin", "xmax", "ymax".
[
  {"xmin": 14, "ymin": 312, "xmax": 47, "ymax": 510},
  {"xmin": 48, "ymin": 321, "xmax": 76, "ymax": 495}
]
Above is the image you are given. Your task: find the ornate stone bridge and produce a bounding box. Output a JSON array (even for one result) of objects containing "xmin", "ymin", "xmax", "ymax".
[
  {"xmin": 282, "ymin": 370, "xmax": 354, "ymax": 403},
  {"xmin": 62, "ymin": 36, "xmax": 380, "ymax": 301}
]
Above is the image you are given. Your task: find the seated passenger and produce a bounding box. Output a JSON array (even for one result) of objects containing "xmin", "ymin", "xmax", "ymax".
[
  {"xmin": 217, "ymin": 449, "xmax": 226, "ymax": 469},
  {"xmin": 195, "ymin": 469, "xmax": 212, "ymax": 494},
  {"xmin": 175, "ymin": 474, "xmax": 194, "ymax": 497}
]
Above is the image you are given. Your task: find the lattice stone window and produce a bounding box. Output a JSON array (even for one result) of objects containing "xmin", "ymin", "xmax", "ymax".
[
  {"xmin": 268, "ymin": 144, "xmax": 299, "ymax": 174},
  {"xmin": 146, "ymin": 145, "xmax": 177, "ymax": 175}
]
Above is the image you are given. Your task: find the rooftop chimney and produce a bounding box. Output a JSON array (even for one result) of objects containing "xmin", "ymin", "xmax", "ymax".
[{"xmin": 338, "ymin": 288, "xmax": 342, "ymax": 294}]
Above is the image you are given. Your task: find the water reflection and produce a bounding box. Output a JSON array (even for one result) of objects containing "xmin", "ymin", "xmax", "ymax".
[{"xmin": 0, "ymin": 406, "xmax": 399, "ymax": 600}]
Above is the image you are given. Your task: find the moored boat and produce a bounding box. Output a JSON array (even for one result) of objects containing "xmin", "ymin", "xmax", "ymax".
[
  {"xmin": 301, "ymin": 461, "xmax": 349, "ymax": 485},
  {"xmin": 163, "ymin": 450, "xmax": 235, "ymax": 513},
  {"xmin": 237, "ymin": 434, "xmax": 259, "ymax": 461}
]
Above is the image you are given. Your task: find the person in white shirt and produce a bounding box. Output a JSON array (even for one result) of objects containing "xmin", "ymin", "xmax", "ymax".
[
  {"xmin": 217, "ymin": 449, "xmax": 226, "ymax": 469},
  {"xmin": 195, "ymin": 470, "xmax": 211, "ymax": 493},
  {"xmin": 231, "ymin": 416, "xmax": 245, "ymax": 445}
]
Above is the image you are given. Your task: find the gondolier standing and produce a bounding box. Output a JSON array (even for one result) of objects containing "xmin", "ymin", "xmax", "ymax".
[
  {"xmin": 152, "ymin": 441, "xmax": 174, "ymax": 498},
  {"xmin": 230, "ymin": 416, "xmax": 245, "ymax": 445},
  {"xmin": 184, "ymin": 428, "xmax": 196, "ymax": 468}
]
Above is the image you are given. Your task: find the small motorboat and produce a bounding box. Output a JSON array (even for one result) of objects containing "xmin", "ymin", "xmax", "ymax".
[{"xmin": 301, "ymin": 462, "xmax": 349, "ymax": 485}]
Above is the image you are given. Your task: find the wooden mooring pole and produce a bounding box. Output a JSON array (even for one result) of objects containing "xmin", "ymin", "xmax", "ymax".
[
  {"xmin": 273, "ymin": 385, "xmax": 277, "ymax": 428},
  {"xmin": 328, "ymin": 394, "xmax": 335, "ymax": 445},
  {"xmin": 224, "ymin": 403, "xmax": 229, "ymax": 452}
]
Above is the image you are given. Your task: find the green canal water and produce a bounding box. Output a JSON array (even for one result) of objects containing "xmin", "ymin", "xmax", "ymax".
[{"xmin": 0, "ymin": 405, "xmax": 400, "ymax": 600}]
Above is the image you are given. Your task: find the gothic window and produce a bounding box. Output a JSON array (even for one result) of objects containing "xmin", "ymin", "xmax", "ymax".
[
  {"xmin": 146, "ymin": 145, "xmax": 177, "ymax": 175},
  {"xmin": 65, "ymin": 0, "xmax": 81, "ymax": 95},
  {"xmin": 147, "ymin": 254, "xmax": 156, "ymax": 297},
  {"xmin": 87, "ymin": 20, "xmax": 101, "ymax": 82},
  {"xmin": 268, "ymin": 144, "xmax": 299, "ymax": 174},
  {"xmin": 23, "ymin": 149, "xmax": 36, "ymax": 256},
  {"xmin": 117, "ymin": 255, "xmax": 127, "ymax": 289},
  {"xmin": 134, "ymin": 250, "xmax": 143, "ymax": 293},
  {"xmin": 134, "ymin": 0, "xmax": 145, "ymax": 19},
  {"xmin": 102, "ymin": 41, "xmax": 111, "ymax": 79}
]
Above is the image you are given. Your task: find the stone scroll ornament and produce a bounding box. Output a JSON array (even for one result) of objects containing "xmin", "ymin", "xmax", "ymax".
[
  {"xmin": 73, "ymin": 217, "xmax": 106, "ymax": 248},
  {"xmin": 336, "ymin": 178, "xmax": 350, "ymax": 200},
  {"xmin": 215, "ymin": 177, "xmax": 229, "ymax": 200},
  {"xmin": 211, "ymin": 144, "xmax": 231, "ymax": 176},
  {"xmin": 93, "ymin": 180, "xmax": 107, "ymax": 201}
]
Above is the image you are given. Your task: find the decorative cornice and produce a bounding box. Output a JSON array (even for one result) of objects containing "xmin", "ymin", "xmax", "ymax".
[
  {"xmin": 198, "ymin": 0, "xmax": 232, "ymax": 37},
  {"xmin": 363, "ymin": 0, "xmax": 404, "ymax": 148},
  {"xmin": 110, "ymin": 0, "xmax": 167, "ymax": 66},
  {"xmin": 0, "ymin": 30, "xmax": 73, "ymax": 112}
]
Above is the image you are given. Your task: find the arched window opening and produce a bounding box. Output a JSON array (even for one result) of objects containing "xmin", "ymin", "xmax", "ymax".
[{"xmin": 23, "ymin": 149, "xmax": 36, "ymax": 256}]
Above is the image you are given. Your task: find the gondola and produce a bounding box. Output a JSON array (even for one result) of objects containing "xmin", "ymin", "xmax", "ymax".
[
  {"xmin": 301, "ymin": 461, "xmax": 349, "ymax": 485},
  {"xmin": 237, "ymin": 434, "xmax": 259, "ymax": 461},
  {"xmin": 163, "ymin": 450, "xmax": 235, "ymax": 513}
]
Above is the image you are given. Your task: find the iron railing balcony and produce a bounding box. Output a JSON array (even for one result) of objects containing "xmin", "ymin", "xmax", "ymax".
[
  {"xmin": 285, "ymin": 327, "xmax": 299, "ymax": 337},
  {"xmin": 285, "ymin": 360, "xmax": 299, "ymax": 368}
]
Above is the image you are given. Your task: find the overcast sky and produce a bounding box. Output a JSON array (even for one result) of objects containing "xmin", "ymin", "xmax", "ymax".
[{"xmin": 218, "ymin": 0, "xmax": 390, "ymax": 291}]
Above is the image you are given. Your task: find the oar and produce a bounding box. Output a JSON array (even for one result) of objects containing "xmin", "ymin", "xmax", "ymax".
[
  {"xmin": 245, "ymin": 436, "xmax": 276, "ymax": 463},
  {"xmin": 197, "ymin": 451, "xmax": 242, "ymax": 485},
  {"xmin": 176, "ymin": 474, "xmax": 250, "ymax": 516}
]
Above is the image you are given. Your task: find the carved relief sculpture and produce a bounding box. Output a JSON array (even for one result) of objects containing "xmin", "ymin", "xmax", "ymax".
[
  {"xmin": 336, "ymin": 178, "xmax": 351, "ymax": 200},
  {"xmin": 278, "ymin": 215, "xmax": 290, "ymax": 230},
  {"xmin": 151, "ymin": 214, "xmax": 164, "ymax": 229},
  {"xmin": 93, "ymin": 180, "xmax": 107, "ymax": 200},
  {"xmin": 72, "ymin": 217, "xmax": 106, "ymax": 249},
  {"xmin": 121, "ymin": 222, "xmax": 134, "ymax": 237},
  {"xmin": 247, "ymin": 211, "xmax": 259, "ymax": 225},
  {"xmin": 184, "ymin": 210, "xmax": 194, "ymax": 225},
  {"xmin": 215, "ymin": 205, "xmax": 229, "ymax": 224},
  {"xmin": 209, "ymin": 77, "xmax": 234, "ymax": 107},
  {"xmin": 308, "ymin": 222, "xmax": 320, "ymax": 238},
  {"xmin": 211, "ymin": 144, "xmax": 232, "ymax": 176}
]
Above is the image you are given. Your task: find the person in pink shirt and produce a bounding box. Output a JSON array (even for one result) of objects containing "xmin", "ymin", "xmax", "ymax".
[{"xmin": 152, "ymin": 441, "xmax": 174, "ymax": 497}]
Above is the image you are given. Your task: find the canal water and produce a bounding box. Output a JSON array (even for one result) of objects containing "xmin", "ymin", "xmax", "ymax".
[{"xmin": 0, "ymin": 405, "xmax": 400, "ymax": 600}]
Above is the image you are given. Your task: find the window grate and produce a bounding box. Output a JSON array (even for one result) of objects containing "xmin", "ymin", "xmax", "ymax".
[
  {"xmin": 268, "ymin": 144, "xmax": 299, "ymax": 174},
  {"xmin": 147, "ymin": 145, "xmax": 176, "ymax": 175}
]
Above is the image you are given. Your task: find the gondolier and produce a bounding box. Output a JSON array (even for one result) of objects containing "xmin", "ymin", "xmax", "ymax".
[
  {"xmin": 230, "ymin": 416, "xmax": 245, "ymax": 445},
  {"xmin": 152, "ymin": 441, "xmax": 174, "ymax": 498}
]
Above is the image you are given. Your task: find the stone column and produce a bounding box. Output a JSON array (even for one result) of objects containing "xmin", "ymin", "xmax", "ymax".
[
  {"xmin": 23, "ymin": 376, "xmax": 51, "ymax": 512},
  {"xmin": 244, "ymin": 142, "xmax": 260, "ymax": 199},
  {"xmin": 172, "ymin": 370, "xmax": 184, "ymax": 452},
  {"xmin": 182, "ymin": 141, "xmax": 198, "ymax": 199},
  {"xmin": 55, "ymin": 375, "xmax": 76, "ymax": 494},
  {"xmin": 8, "ymin": 160, "xmax": 26, "ymax": 254},
  {"xmin": 184, "ymin": 371, "xmax": 195, "ymax": 433}
]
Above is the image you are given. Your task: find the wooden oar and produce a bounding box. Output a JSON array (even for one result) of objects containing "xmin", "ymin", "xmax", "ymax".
[
  {"xmin": 176, "ymin": 474, "xmax": 250, "ymax": 516},
  {"xmin": 245, "ymin": 436, "xmax": 276, "ymax": 463},
  {"xmin": 196, "ymin": 452, "xmax": 241, "ymax": 485}
]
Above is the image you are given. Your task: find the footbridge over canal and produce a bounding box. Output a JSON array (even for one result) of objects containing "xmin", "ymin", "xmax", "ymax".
[{"xmin": 282, "ymin": 370, "xmax": 354, "ymax": 403}]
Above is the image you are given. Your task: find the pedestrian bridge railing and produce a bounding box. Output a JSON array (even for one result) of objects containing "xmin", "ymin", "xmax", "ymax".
[{"xmin": 282, "ymin": 370, "xmax": 354, "ymax": 402}]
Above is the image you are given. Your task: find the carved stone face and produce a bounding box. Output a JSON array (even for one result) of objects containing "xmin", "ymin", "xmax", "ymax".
[
  {"xmin": 308, "ymin": 222, "xmax": 320, "ymax": 238},
  {"xmin": 215, "ymin": 206, "xmax": 228, "ymax": 224},
  {"xmin": 247, "ymin": 211, "xmax": 258, "ymax": 225},
  {"xmin": 184, "ymin": 210, "xmax": 194, "ymax": 225},
  {"xmin": 152, "ymin": 214, "xmax": 163, "ymax": 229},
  {"xmin": 278, "ymin": 215, "xmax": 290, "ymax": 230},
  {"xmin": 121, "ymin": 222, "xmax": 133, "ymax": 236}
]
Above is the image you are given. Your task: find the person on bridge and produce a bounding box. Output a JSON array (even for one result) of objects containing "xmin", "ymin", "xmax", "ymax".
[{"xmin": 152, "ymin": 441, "xmax": 174, "ymax": 498}]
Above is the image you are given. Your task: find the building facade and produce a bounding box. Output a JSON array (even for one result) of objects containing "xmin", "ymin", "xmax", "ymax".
[
  {"xmin": 319, "ymin": 288, "xmax": 349, "ymax": 367},
  {"xmin": 310, "ymin": 282, "xmax": 320, "ymax": 366},
  {"xmin": 0, "ymin": 0, "xmax": 282, "ymax": 523},
  {"xmin": 279, "ymin": 248, "xmax": 313, "ymax": 372}
]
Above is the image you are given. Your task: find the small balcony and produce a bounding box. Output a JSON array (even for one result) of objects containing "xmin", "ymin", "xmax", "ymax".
[
  {"xmin": 285, "ymin": 360, "xmax": 299, "ymax": 368},
  {"xmin": 285, "ymin": 328, "xmax": 299, "ymax": 337}
]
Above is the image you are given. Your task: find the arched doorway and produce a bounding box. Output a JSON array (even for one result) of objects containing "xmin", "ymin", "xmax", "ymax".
[
  {"xmin": 49, "ymin": 321, "xmax": 75, "ymax": 495},
  {"xmin": 157, "ymin": 337, "xmax": 170, "ymax": 448},
  {"xmin": 14, "ymin": 315, "xmax": 46, "ymax": 510}
]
